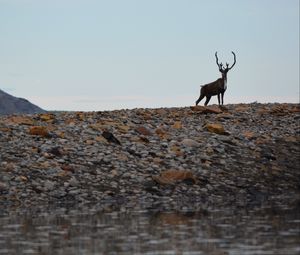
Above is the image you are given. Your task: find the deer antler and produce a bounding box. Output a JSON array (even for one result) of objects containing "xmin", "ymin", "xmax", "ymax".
[
  {"xmin": 228, "ymin": 51, "xmax": 236, "ymax": 70},
  {"xmin": 215, "ymin": 52, "xmax": 220, "ymax": 67},
  {"xmin": 215, "ymin": 52, "xmax": 223, "ymax": 71}
]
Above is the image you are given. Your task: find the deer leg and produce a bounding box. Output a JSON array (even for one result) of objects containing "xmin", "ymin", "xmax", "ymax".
[
  {"xmin": 204, "ymin": 96, "xmax": 211, "ymax": 106},
  {"xmin": 196, "ymin": 94, "xmax": 205, "ymax": 106},
  {"xmin": 217, "ymin": 94, "xmax": 221, "ymax": 105},
  {"xmin": 221, "ymin": 92, "xmax": 224, "ymax": 105}
]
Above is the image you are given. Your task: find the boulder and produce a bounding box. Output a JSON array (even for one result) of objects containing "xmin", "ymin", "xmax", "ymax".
[
  {"xmin": 135, "ymin": 126, "xmax": 152, "ymax": 136},
  {"xmin": 190, "ymin": 105, "xmax": 222, "ymax": 114},
  {"xmin": 205, "ymin": 123, "xmax": 228, "ymax": 135},
  {"xmin": 181, "ymin": 138, "xmax": 200, "ymax": 147},
  {"xmin": 29, "ymin": 126, "xmax": 50, "ymax": 137},
  {"xmin": 152, "ymin": 170, "xmax": 197, "ymax": 185}
]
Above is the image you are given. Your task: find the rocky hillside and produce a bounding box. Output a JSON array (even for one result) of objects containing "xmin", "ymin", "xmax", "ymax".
[
  {"xmin": 0, "ymin": 103, "xmax": 299, "ymax": 209},
  {"xmin": 0, "ymin": 89, "xmax": 45, "ymax": 115}
]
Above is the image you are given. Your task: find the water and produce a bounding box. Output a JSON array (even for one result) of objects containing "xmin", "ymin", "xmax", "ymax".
[{"xmin": 0, "ymin": 202, "xmax": 299, "ymax": 255}]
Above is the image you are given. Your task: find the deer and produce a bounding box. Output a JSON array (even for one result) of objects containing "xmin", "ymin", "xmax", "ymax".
[{"xmin": 195, "ymin": 51, "xmax": 236, "ymax": 106}]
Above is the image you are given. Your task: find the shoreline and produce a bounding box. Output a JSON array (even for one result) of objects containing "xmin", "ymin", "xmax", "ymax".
[{"xmin": 0, "ymin": 103, "xmax": 299, "ymax": 210}]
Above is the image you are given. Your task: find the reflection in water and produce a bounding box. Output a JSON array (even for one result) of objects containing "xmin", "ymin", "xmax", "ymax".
[{"xmin": 0, "ymin": 202, "xmax": 299, "ymax": 255}]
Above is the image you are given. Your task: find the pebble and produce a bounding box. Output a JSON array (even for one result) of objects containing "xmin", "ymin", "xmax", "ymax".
[{"xmin": 0, "ymin": 103, "xmax": 299, "ymax": 209}]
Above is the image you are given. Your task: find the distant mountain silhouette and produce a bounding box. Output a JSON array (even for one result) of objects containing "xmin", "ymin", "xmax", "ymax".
[{"xmin": 0, "ymin": 89, "xmax": 45, "ymax": 115}]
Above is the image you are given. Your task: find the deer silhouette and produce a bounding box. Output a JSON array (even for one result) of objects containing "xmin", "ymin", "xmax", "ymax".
[{"xmin": 196, "ymin": 51, "xmax": 236, "ymax": 106}]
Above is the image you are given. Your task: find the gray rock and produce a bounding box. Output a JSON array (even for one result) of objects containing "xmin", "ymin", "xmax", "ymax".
[
  {"xmin": 44, "ymin": 180, "xmax": 55, "ymax": 191},
  {"xmin": 181, "ymin": 138, "xmax": 200, "ymax": 147}
]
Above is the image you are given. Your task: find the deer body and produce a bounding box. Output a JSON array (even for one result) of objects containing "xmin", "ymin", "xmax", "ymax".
[{"xmin": 196, "ymin": 51, "xmax": 236, "ymax": 106}]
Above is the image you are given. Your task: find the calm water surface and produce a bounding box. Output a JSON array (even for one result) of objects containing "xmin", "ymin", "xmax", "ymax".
[{"xmin": 0, "ymin": 201, "xmax": 299, "ymax": 255}]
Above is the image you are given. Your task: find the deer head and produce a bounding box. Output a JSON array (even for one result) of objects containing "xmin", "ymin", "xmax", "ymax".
[{"xmin": 215, "ymin": 51, "xmax": 236, "ymax": 80}]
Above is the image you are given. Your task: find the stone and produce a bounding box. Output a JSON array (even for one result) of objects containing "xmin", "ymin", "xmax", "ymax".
[
  {"xmin": 269, "ymin": 105, "xmax": 290, "ymax": 116},
  {"xmin": 172, "ymin": 121, "xmax": 182, "ymax": 129},
  {"xmin": 69, "ymin": 177, "xmax": 79, "ymax": 187},
  {"xmin": 95, "ymin": 136, "xmax": 108, "ymax": 143},
  {"xmin": 290, "ymin": 105, "xmax": 300, "ymax": 113},
  {"xmin": 235, "ymin": 105, "xmax": 250, "ymax": 112},
  {"xmin": 152, "ymin": 170, "xmax": 197, "ymax": 185},
  {"xmin": 117, "ymin": 124, "xmax": 130, "ymax": 133},
  {"xmin": 169, "ymin": 145, "xmax": 183, "ymax": 156},
  {"xmin": 155, "ymin": 127, "xmax": 169, "ymax": 139},
  {"xmin": 216, "ymin": 113, "xmax": 233, "ymax": 120},
  {"xmin": 0, "ymin": 182, "xmax": 8, "ymax": 192},
  {"xmin": 85, "ymin": 139, "xmax": 94, "ymax": 145},
  {"xmin": 156, "ymin": 212, "xmax": 191, "ymax": 225},
  {"xmin": 181, "ymin": 138, "xmax": 200, "ymax": 147},
  {"xmin": 39, "ymin": 113, "xmax": 55, "ymax": 122},
  {"xmin": 0, "ymin": 127, "xmax": 11, "ymax": 132},
  {"xmin": 135, "ymin": 126, "xmax": 152, "ymax": 136},
  {"xmin": 9, "ymin": 116, "xmax": 35, "ymax": 125},
  {"xmin": 44, "ymin": 180, "xmax": 55, "ymax": 191},
  {"xmin": 190, "ymin": 105, "xmax": 222, "ymax": 114},
  {"xmin": 48, "ymin": 147, "xmax": 63, "ymax": 157},
  {"xmin": 29, "ymin": 126, "xmax": 51, "ymax": 137},
  {"xmin": 19, "ymin": 176, "xmax": 28, "ymax": 182},
  {"xmin": 102, "ymin": 131, "xmax": 121, "ymax": 145},
  {"xmin": 205, "ymin": 123, "xmax": 228, "ymax": 135},
  {"xmin": 243, "ymin": 131, "xmax": 255, "ymax": 139}
]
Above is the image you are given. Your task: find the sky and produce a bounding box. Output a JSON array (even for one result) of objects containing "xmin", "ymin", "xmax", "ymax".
[{"xmin": 0, "ymin": 0, "xmax": 299, "ymax": 111}]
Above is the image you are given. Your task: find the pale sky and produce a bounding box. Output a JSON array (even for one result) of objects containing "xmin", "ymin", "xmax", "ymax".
[{"xmin": 0, "ymin": 0, "xmax": 299, "ymax": 111}]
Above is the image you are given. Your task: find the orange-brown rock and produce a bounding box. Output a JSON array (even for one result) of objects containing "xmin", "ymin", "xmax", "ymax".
[
  {"xmin": 135, "ymin": 109, "xmax": 153, "ymax": 120},
  {"xmin": 283, "ymin": 136, "xmax": 299, "ymax": 142},
  {"xmin": 190, "ymin": 105, "xmax": 203, "ymax": 112},
  {"xmin": 290, "ymin": 105, "xmax": 300, "ymax": 113},
  {"xmin": 235, "ymin": 105, "xmax": 250, "ymax": 112},
  {"xmin": 155, "ymin": 127, "xmax": 169, "ymax": 139},
  {"xmin": 75, "ymin": 112, "xmax": 85, "ymax": 121},
  {"xmin": 255, "ymin": 135, "xmax": 272, "ymax": 145},
  {"xmin": 55, "ymin": 131, "xmax": 65, "ymax": 139},
  {"xmin": 152, "ymin": 170, "xmax": 197, "ymax": 185},
  {"xmin": 39, "ymin": 113, "xmax": 55, "ymax": 122},
  {"xmin": 243, "ymin": 131, "xmax": 255, "ymax": 139},
  {"xmin": 172, "ymin": 121, "xmax": 182, "ymax": 129},
  {"xmin": 139, "ymin": 136, "xmax": 150, "ymax": 143},
  {"xmin": 9, "ymin": 116, "xmax": 34, "ymax": 125},
  {"xmin": 190, "ymin": 105, "xmax": 222, "ymax": 114},
  {"xmin": 29, "ymin": 126, "xmax": 50, "ymax": 137},
  {"xmin": 205, "ymin": 123, "xmax": 227, "ymax": 135},
  {"xmin": 85, "ymin": 139, "xmax": 94, "ymax": 145},
  {"xmin": 218, "ymin": 105, "xmax": 229, "ymax": 112},
  {"xmin": 169, "ymin": 145, "xmax": 183, "ymax": 156},
  {"xmin": 155, "ymin": 127, "xmax": 165, "ymax": 136},
  {"xmin": 61, "ymin": 164, "xmax": 75, "ymax": 172},
  {"xmin": 116, "ymin": 124, "xmax": 130, "ymax": 133},
  {"xmin": 257, "ymin": 104, "xmax": 299, "ymax": 116},
  {"xmin": 136, "ymin": 126, "xmax": 152, "ymax": 136},
  {"xmin": 142, "ymin": 113, "xmax": 152, "ymax": 120},
  {"xmin": 153, "ymin": 108, "xmax": 168, "ymax": 116},
  {"xmin": 95, "ymin": 136, "xmax": 108, "ymax": 143},
  {"xmin": 0, "ymin": 127, "xmax": 11, "ymax": 132},
  {"xmin": 19, "ymin": 176, "xmax": 28, "ymax": 182},
  {"xmin": 152, "ymin": 157, "xmax": 163, "ymax": 164},
  {"xmin": 216, "ymin": 113, "xmax": 233, "ymax": 120},
  {"xmin": 272, "ymin": 104, "xmax": 299, "ymax": 115},
  {"xmin": 156, "ymin": 212, "xmax": 192, "ymax": 225}
]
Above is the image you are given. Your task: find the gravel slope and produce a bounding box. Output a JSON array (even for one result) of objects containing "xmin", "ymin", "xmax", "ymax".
[{"xmin": 0, "ymin": 103, "xmax": 299, "ymax": 209}]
